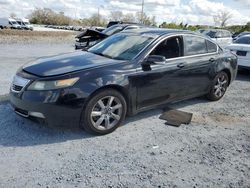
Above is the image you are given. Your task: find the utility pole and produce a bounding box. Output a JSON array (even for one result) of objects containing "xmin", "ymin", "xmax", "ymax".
[
  {"xmin": 97, "ymin": 7, "xmax": 100, "ymax": 26},
  {"xmin": 141, "ymin": 0, "xmax": 144, "ymax": 24}
]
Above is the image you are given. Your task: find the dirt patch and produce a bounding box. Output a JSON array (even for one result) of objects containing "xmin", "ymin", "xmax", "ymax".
[{"xmin": 192, "ymin": 111, "xmax": 249, "ymax": 125}]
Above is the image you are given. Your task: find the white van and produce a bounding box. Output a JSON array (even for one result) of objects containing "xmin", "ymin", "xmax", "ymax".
[
  {"xmin": 0, "ymin": 18, "xmax": 21, "ymax": 29},
  {"xmin": 16, "ymin": 18, "xmax": 33, "ymax": 30}
]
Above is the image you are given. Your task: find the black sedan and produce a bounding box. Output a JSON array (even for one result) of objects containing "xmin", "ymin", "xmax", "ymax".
[{"xmin": 10, "ymin": 29, "xmax": 238, "ymax": 135}]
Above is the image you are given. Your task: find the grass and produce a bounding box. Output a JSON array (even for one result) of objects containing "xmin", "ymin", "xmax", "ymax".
[{"xmin": 0, "ymin": 29, "xmax": 77, "ymax": 44}]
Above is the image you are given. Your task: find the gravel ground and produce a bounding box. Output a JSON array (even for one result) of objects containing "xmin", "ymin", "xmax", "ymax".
[
  {"xmin": 0, "ymin": 41, "xmax": 75, "ymax": 95},
  {"xmin": 0, "ymin": 40, "xmax": 249, "ymax": 187}
]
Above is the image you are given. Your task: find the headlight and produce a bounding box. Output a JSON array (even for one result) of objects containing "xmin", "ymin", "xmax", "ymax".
[{"xmin": 27, "ymin": 77, "xmax": 79, "ymax": 90}]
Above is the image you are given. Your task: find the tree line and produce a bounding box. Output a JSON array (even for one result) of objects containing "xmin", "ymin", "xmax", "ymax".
[
  {"xmin": 28, "ymin": 8, "xmax": 156, "ymax": 27},
  {"xmin": 27, "ymin": 8, "xmax": 249, "ymax": 33}
]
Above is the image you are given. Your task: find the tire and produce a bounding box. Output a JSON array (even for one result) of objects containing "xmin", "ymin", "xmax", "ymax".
[
  {"xmin": 80, "ymin": 89, "xmax": 127, "ymax": 135},
  {"xmin": 207, "ymin": 71, "xmax": 229, "ymax": 101}
]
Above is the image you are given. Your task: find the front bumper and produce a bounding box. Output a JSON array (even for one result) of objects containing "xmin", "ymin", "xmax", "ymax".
[
  {"xmin": 238, "ymin": 58, "xmax": 250, "ymax": 69},
  {"xmin": 9, "ymin": 88, "xmax": 86, "ymax": 127}
]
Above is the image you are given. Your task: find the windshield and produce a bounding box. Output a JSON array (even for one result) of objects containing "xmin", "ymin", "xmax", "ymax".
[
  {"xmin": 17, "ymin": 21, "xmax": 24, "ymax": 25},
  {"xmin": 11, "ymin": 21, "xmax": 18, "ymax": 25},
  {"xmin": 235, "ymin": 36, "xmax": 250, "ymax": 44},
  {"xmin": 88, "ymin": 33, "xmax": 155, "ymax": 60},
  {"xmin": 102, "ymin": 25, "xmax": 123, "ymax": 35}
]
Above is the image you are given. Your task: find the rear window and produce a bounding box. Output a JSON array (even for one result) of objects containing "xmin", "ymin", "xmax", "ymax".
[{"xmin": 184, "ymin": 36, "xmax": 207, "ymax": 56}]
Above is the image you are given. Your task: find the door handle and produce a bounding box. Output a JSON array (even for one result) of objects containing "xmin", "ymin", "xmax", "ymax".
[
  {"xmin": 209, "ymin": 58, "xmax": 215, "ymax": 62},
  {"xmin": 177, "ymin": 63, "xmax": 185, "ymax": 68}
]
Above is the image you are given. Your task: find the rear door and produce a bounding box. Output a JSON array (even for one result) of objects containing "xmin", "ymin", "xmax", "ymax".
[{"xmin": 182, "ymin": 35, "xmax": 218, "ymax": 96}]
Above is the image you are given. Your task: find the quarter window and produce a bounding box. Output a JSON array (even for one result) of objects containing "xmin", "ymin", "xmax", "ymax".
[
  {"xmin": 206, "ymin": 40, "xmax": 217, "ymax": 53},
  {"xmin": 184, "ymin": 36, "xmax": 207, "ymax": 56}
]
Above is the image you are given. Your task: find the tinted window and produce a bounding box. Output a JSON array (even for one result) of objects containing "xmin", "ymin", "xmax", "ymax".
[
  {"xmin": 206, "ymin": 40, "xmax": 217, "ymax": 53},
  {"xmin": 235, "ymin": 36, "xmax": 250, "ymax": 44},
  {"xmin": 150, "ymin": 36, "xmax": 183, "ymax": 59},
  {"xmin": 185, "ymin": 36, "xmax": 207, "ymax": 56}
]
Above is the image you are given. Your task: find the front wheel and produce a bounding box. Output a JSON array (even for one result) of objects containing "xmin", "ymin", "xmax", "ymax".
[
  {"xmin": 207, "ymin": 71, "xmax": 229, "ymax": 101},
  {"xmin": 81, "ymin": 89, "xmax": 127, "ymax": 135}
]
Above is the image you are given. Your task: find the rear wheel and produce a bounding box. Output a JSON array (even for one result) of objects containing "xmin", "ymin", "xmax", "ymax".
[
  {"xmin": 207, "ymin": 71, "xmax": 229, "ymax": 101},
  {"xmin": 81, "ymin": 89, "xmax": 127, "ymax": 135}
]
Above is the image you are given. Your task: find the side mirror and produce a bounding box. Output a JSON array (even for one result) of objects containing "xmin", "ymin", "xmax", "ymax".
[{"xmin": 143, "ymin": 55, "xmax": 166, "ymax": 65}]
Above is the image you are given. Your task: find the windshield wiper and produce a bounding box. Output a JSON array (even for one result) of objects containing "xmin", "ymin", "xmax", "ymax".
[{"xmin": 91, "ymin": 52, "xmax": 114, "ymax": 59}]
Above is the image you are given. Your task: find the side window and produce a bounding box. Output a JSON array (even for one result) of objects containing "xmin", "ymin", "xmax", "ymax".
[
  {"xmin": 206, "ymin": 40, "xmax": 217, "ymax": 53},
  {"xmin": 216, "ymin": 31, "xmax": 223, "ymax": 38},
  {"xmin": 222, "ymin": 31, "xmax": 228, "ymax": 38},
  {"xmin": 184, "ymin": 36, "xmax": 207, "ymax": 56},
  {"xmin": 226, "ymin": 31, "xmax": 232, "ymax": 38},
  {"xmin": 150, "ymin": 36, "xmax": 183, "ymax": 59}
]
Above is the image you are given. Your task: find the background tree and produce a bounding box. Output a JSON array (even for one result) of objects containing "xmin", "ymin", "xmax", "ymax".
[
  {"xmin": 122, "ymin": 13, "xmax": 135, "ymax": 22},
  {"xmin": 110, "ymin": 11, "xmax": 123, "ymax": 21},
  {"xmin": 29, "ymin": 8, "xmax": 72, "ymax": 25},
  {"xmin": 213, "ymin": 11, "xmax": 232, "ymax": 27},
  {"xmin": 135, "ymin": 12, "xmax": 155, "ymax": 26}
]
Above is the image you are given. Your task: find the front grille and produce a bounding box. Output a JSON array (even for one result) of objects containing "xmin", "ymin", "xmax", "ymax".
[
  {"xmin": 11, "ymin": 75, "xmax": 30, "ymax": 93},
  {"xmin": 236, "ymin": 50, "xmax": 247, "ymax": 56}
]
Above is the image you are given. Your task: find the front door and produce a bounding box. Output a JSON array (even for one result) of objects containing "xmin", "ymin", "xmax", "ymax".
[{"xmin": 133, "ymin": 36, "xmax": 190, "ymax": 109}]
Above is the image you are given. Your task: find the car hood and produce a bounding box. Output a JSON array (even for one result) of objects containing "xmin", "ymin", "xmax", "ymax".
[
  {"xmin": 226, "ymin": 43, "xmax": 250, "ymax": 51},
  {"xmin": 23, "ymin": 51, "xmax": 124, "ymax": 77}
]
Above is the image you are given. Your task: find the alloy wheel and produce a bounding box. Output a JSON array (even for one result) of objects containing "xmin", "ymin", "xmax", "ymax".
[
  {"xmin": 90, "ymin": 96, "xmax": 123, "ymax": 131},
  {"xmin": 213, "ymin": 74, "xmax": 228, "ymax": 98}
]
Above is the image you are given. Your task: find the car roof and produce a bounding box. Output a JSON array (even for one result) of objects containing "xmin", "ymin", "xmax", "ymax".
[
  {"xmin": 122, "ymin": 28, "xmax": 199, "ymax": 37},
  {"xmin": 238, "ymin": 34, "xmax": 250, "ymax": 38},
  {"xmin": 201, "ymin": 29, "xmax": 230, "ymax": 32}
]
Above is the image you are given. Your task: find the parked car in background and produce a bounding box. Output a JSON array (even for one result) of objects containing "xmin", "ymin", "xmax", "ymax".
[
  {"xmin": 8, "ymin": 18, "xmax": 21, "ymax": 29},
  {"xmin": 233, "ymin": 31, "xmax": 250, "ymax": 41},
  {"xmin": 226, "ymin": 35, "xmax": 250, "ymax": 70},
  {"xmin": 90, "ymin": 26, "xmax": 106, "ymax": 32},
  {"xmin": 107, "ymin": 21, "xmax": 138, "ymax": 28},
  {"xmin": 201, "ymin": 29, "xmax": 232, "ymax": 48},
  {"xmin": 0, "ymin": 17, "xmax": 21, "ymax": 29},
  {"xmin": 10, "ymin": 29, "xmax": 237, "ymax": 135},
  {"xmin": 16, "ymin": 18, "xmax": 33, "ymax": 30},
  {"xmin": 75, "ymin": 24, "xmax": 144, "ymax": 49},
  {"xmin": 232, "ymin": 32, "xmax": 241, "ymax": 40}
]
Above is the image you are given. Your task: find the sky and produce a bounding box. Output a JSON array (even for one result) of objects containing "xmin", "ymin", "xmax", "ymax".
[{"xmin": 0, "ymin": 0, "xmax": 249, "ymax": 25}]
